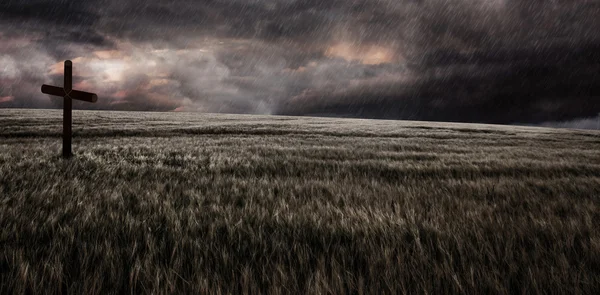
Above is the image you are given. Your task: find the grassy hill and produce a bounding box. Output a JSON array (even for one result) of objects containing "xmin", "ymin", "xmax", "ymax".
[{"xmin": 1, "ymin": 109, "xmax": 599, "ymax": 294}]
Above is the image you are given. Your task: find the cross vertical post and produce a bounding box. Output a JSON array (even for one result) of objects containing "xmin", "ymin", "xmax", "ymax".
[{"xmin": 63, "ymin": 60, "xmax": 73, "ymax": 158}]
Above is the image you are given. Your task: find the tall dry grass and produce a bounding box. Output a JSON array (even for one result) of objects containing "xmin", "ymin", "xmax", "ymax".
[{"xmin": 1, "ymin": 109, "xmax": 599, "ymax": 294}]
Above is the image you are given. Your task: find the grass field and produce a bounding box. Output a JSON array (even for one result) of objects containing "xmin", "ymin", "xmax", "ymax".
[{"xmin": 1, "ymin": 108, "xmax": 599, "ymax": 294}]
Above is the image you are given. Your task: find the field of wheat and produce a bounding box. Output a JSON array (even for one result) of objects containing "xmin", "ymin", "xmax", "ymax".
[{"xmin": 1, "ymin": 108, "xmax": 599, "ymax": 294}]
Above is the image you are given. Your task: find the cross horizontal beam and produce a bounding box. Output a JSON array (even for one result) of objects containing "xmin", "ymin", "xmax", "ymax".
[{"xmin": 41, "ymin": 84, "xmax": 98, "ymax": 103}]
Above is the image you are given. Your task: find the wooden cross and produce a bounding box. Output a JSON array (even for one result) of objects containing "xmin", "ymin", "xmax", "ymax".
[{"xmin": 41, "ymin": 60, "xmax": 98, "ymax": 158}]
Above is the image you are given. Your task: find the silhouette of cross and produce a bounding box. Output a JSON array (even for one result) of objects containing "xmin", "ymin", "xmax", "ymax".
[{"xmin": 41, "ymin": 60, "xmax": 98, "ymax": 158}]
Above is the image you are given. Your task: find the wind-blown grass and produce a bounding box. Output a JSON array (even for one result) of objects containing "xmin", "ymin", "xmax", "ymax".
[{"xmin": 1, "ymin": 109, "xmax": 599, "ymax": 294}]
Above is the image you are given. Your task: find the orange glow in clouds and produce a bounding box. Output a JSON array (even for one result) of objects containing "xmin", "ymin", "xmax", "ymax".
[
  {"xmin": 0, "ymin": 96, "xmax": 15, "ymax": 103},
  {"xmin": 50, "ymin": 56, "xmax": 128, "ymax": 82},
  {"xmin": 46, "ymin": 46, "xmax": 180, "ymax": 109},
  {"xmin": 325, "ymin": 43, "xmax": 397, "ymax": 65}
]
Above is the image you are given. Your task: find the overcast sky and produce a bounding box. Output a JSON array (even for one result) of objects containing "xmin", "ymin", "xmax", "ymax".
[{"xmin": 1, "ymin": 0, "xmax": 599, "ymax": 128}]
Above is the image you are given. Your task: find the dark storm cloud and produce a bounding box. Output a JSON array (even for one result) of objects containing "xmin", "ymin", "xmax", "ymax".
[
  {"xmin": 0, "ymin": 0, "xmax": 113, "ymax": 60},
  {"xmin": 274, "ymin": 0, "xmax": 600, "ymax": 126},
  {"xmin": 1, "ymin": 0, "xmax": 599, "ymax": 128},
  {"xmin": 0, "ymin": 1, "xmax": 96, "ymax": 26},
  {"xmin": 280, "ymin": 41, "xmax": 600, "ymax": 124}
]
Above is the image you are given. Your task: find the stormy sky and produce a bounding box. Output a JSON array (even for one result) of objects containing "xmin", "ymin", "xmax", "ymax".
[{"xmin": 1, "ymin": 0, "xmax": 599, "ymax": 128}]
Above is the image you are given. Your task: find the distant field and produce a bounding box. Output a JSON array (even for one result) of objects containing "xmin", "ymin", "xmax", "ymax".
[{"xmin": 1, "ymin": 108, "xmax": 599, "ymax": 294}]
